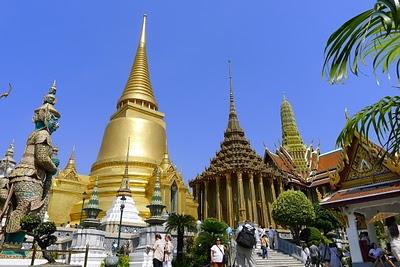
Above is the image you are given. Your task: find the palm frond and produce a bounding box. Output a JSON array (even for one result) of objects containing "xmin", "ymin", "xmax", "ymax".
[
  {"xmin": 165, "ymin": 213, "xmax": 196, "ymax": 233},
  {"xmin": 336, "ymin": 96, "xmax": 400, "ymax": 156},
  {"xmin": 323, "ymin": 0, "xmax": 400, "ymax": 83}
]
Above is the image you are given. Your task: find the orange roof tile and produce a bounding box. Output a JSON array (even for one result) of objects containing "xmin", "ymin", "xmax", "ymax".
[
  {"xmin": 317, "ymin": 149, "xmax": 341, "ymax": 174},
  {"xmin": 269, "ymin": 152, "xmax": 292, "ymax": 173}
]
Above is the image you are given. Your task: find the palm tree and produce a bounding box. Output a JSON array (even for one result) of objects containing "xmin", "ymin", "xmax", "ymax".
[
  {"xmin": 165, "ymin": 213, "xmax": 196, "ymax": 263},
  {"xmin": 323, "ymin": 0, "xmax": 400, "ymax": 155}
]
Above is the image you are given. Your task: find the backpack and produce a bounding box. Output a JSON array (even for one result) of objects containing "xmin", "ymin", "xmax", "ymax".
[{"xmin": 236, "ymin": 224, "xmax": 256, "ymax": 249}]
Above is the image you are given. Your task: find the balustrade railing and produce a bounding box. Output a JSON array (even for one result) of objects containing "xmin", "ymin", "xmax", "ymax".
[{"xmin": 276, "ymin": 235, "xmax": 303, "ymax": 262}]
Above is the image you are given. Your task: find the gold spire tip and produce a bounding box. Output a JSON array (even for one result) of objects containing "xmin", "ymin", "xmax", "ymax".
[{"xmin": 139, "ymin": 15, "xmax": 147, "ymax": 47}]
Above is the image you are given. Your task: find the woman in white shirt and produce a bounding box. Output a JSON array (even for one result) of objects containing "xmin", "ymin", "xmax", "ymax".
[
  {"xmin": 163, "ymin": 234, "xmax": 173, "ymax": 267},
  {"xmin": 210, "ymin": 238, "xmax": 225, "ymax": 267}
]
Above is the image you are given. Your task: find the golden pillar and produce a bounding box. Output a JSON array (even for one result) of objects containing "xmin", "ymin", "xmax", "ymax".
[
  {"xmin": 267, "ymin": 178, "xmax": 276, "ymax": 227},
  {"xmin": 278, "ymin": 176, "xmax": 284, "ymax": 194},
  {"xmin": 270, "ymin": 179, "xmax": 277, "ymax": 202},
  {"xmin": 226, "ymin": 173, "xmax": 233, "ymax": 226},
  {"xmin": 215, "ymin": 176, "xmax": 222, "ymax": 221},
  {"xmin": 249, "ymin": 173, "xmax": 258, "ymax": 224},
  {"xmin": 195, "ymin": 183, "xmax": 201, "ymax": 219},
  {"xmin": 258, "ymin": 173, "xmax": 268, "ymax": 227},
  {"xmin": 237, "ymin": 171, "xmax": 246, "ymax": 222},
  {"xmin": 204, "ymin": 180, "xmax": 208, "ymax": 219}
]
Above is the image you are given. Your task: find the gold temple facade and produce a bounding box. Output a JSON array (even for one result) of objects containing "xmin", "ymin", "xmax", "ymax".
[
  {"xmin": 48, "ymin": 15, "xmax": 197, "ymax": 224},
  {"xmin": 189, "ymin": 68, "xmax": 281, "ymax": 228}
]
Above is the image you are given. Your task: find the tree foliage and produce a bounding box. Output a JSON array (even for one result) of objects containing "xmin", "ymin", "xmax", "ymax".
[
  {"xmin": 323, "ymin": 0, "xmax": 400, "ymax": 156},
  {"xmin": 336, "ymin": 96, "xmax": 400, "ymax": 156},
  {"xmin": 323, "ymin": 0, "xmax": 400, "ymax": 84},
  {"xmin": 312, "ymin": 204, "xmax": 344, "ymax": 234},
  {"xmin": 299, "ymin": 227, "xmax": 322, "ymax": 245},
  {"xmin": 272, "ymin": 190, "xmax": 315, "ymax": 244},
  {"xmin": 187, "ymin": 218, "xmax": 229, "ymax": 267},
  {"xmin": 20, "ymin": 214, "xmax": 57, "ymax": 264},
  {"xmin": 165, "ymin": 213, "xmax": 196, "ymax": 264}
]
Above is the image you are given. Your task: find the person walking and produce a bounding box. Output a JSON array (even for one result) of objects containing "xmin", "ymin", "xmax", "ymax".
[
  {"xmin": 302, "ymin": 244, "xmax": 311, "ymax": 267},
  {"xmin": 260, "ymin": 234, "xmax": 269, "ymax": 259},
  {"xmin": 329, "ymin": 243, "xmax": 342, "ymax": 267},
  {"xmin": 309, "ymin": 243, "xmax": 319, "ymax": 267},
  {"xmin": 268, "ymin": 226, "xmax": 275, "ymax": 250},
  {"xmin": 319, "ymin": 241, "xmax": 331, "ymax": 267},
  {"xmin": 236, "ymin": 221, "xmax": 258, "ymax": 267},
  {"xmin": 211, "ymin": 237, "xmax": 226, "ymax": 267},
  {"xmin": 386, "ymin": 216, "xmax": 400, "ymax": 261},
  {"xmin": 148, "ymin": 233, "xmax": 165, "ymax": 267},
  {"xmin": 163, "ymin": 234, "xmax": 173, "ymax": 267}
]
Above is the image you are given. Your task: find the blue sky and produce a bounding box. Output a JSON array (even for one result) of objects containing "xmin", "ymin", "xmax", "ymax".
[{"xmin": 1, "ymin": 0, "xmax": 395, "ymax": 182}]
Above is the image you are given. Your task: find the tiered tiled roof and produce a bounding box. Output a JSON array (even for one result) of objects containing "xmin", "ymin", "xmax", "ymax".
[{"xmin": 192, "ymin": 67, "xmax": 277, "ymax": 183}]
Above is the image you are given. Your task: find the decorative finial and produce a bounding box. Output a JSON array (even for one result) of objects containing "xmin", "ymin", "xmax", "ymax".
[
  {"xmin": 118, "ymin": 137, "xmax": 132, "ymax": 196},
  {"xmin": 139, "ymin": 14, "xmax": 147, "ymax": 47},
  {"xmin": 282, "ymin": 92, "xmax": 287, "ymax": 101},
  {"xmin": 124, "ymin": 137, "xmax": 130, "ymax": 177},
  {"xmin": 228, "ymin": 60, "xmax": 235, "ymax": 114},
  {"xmin": 6, "ymin": 140, "xmax": 15, "ymax": 157}
]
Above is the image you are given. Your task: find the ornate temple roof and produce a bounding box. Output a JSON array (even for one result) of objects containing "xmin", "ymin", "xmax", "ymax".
[
  {"xmin": 264, "ymin": 97, "xmax": 342, "ymax": 187},
  {"xmin": 118, "ymin": 15, "xmax": 158, "ymax": 110},
  {"xmin": 192, "ymin": 64, "xmax": 275, "ymax": 183}
]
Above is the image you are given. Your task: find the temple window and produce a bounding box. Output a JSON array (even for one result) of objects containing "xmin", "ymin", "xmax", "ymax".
[{"xmin": 171, "ymin": 181, "xmax": 178, "ymax": 214}]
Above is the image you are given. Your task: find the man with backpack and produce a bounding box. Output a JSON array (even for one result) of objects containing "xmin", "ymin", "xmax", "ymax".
[{"xmin": 235, "ymin": 221, "xmax": 258, "ymax": 267}]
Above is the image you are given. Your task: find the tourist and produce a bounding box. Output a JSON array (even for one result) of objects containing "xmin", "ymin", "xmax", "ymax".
[
  {"xmin": 260, "ymin": 234, "xmax": 269, "ymax": 259},
  {"xmin": 309, "ymin": 243, "xmax": 319, "ymax": 267},
  {"xmin": 301, "ymin": 243, "xmax": 310, "ymax": 266},
  {"xmin": 148, "ymin": 233, "xmax": 165, "ymax": 267},
  {"xmin": 318, "ymin": 241, "xmax": 330, "ymax": 267},
  {"xmin": 268, "ymin": 226, "xmax": 275, "ymax": 249},
  {"xmin": 163, "ymin": 234, "xmax": 173, "ymax": 267},
  {"xmin": 368, "ymin": 242, "xmax": 384, "ymax": 266},
  {"xmin": 210, "ymin": 237, "xmax": 226, "ymax": 267},
  {"xmin": 236, "ymin": 221, "xmax": 258, "ymax": 267},
  {"xmin": 111, "ymin": 241, "xmax": 117, "ymax": 254},
  {"xmin": 329, "ymin": 243, "xmax": 341, "ymax": 267},
  {"xmin": 385, "ymin": 217, "xmax": 400, "ymax": 261},
  {"xmin": 65, "ymin": 221, "xmax": 71, "ymax": 228}
]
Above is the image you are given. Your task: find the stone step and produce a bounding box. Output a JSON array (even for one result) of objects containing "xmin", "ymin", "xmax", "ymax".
[{"xmin": 254, "ymin": 249, "xmax": 304, "ymax": 267}]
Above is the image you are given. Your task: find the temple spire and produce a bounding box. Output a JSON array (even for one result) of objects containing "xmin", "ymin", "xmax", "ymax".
[
  {"xmin": 118, "ymin": 14, "xmax": 158, "ymax": 110},
  {"xmin": 280, "ymin": 96, "xmax": 304, "ymax": 147},
  {"xmin": 64, "ymin": 146, "xmax": 76, "ymax": 171},
  {"xmin": 118, "ymin": 137, "xmax": 132, "ymax": 197},
  {"xmin": 88, "ymin": 177, "xmax": 100, "ymax": 210},
  {"xmin": 280, "ymin": 96, "xmax": 307, "ymax": 171},
  {"xmin": 145, "ymin": 167, "xmax": 166, "ymax": 225},
  {"xmin": 226, "ymin": 61, "xmax": 243, "ymax": 134}
]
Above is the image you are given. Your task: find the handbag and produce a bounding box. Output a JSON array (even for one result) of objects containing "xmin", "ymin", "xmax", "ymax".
[{"xmin": 217, "ymin": 245, "xmax": 228, "ymax": 264}]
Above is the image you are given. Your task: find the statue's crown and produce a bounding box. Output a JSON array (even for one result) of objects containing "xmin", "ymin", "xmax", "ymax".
[{"xmin": 33, "ymin": 81, "xmax": 61, "ymax": 123}]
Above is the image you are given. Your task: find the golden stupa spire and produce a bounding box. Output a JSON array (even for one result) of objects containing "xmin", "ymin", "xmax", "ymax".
[
  {"xmin": 64, "ymin": 145, "xmax": 76, "ymax": 171},
  {"xmin": 118, "ymin": 137, "xmax": 132, "ymax": 197},
  {"xmin": 226, "ymin": 60, "xmax": 243, "ymax": 133},
  {"xmin": 118, "ymin": 14, "xmax": 158, "ymax": 110}
]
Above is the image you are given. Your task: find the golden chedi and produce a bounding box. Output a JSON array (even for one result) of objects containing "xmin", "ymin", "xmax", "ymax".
[{"xmin": 49, "ymin": 15, "xmax": 197, "ymax": 224}]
